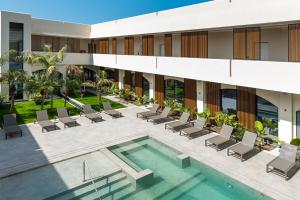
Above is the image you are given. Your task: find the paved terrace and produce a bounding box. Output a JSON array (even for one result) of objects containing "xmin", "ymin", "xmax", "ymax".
[{"xmin": 0, "ymin": 103, "xmax": 299, "ymax": 200}]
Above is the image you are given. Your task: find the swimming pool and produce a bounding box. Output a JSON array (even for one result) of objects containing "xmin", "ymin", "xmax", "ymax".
[{"xmin": 108, "ymin": 137, "xmax": 273, "ymax": 200}]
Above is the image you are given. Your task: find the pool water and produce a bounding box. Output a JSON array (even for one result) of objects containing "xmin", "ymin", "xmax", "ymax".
[{"xmin": 108, "ymin": 137, "xmax": 273, "ymax": 200}]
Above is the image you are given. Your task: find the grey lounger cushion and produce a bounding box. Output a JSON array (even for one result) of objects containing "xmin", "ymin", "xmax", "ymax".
[
  {"xmin": 180, "ymin": 117, "xmax": 208, "ymax": 138},
  {"xmin": 147, "ymin": 107, "xmax": 171, "ymax": 124},
  {"xmin": 57, "ymin": 107, "xmax": 77, "ymax": 127},
  {"xmin": 36, "ymin": 110, "xmax": 56, "ymax": 132},
  {"xmin": 266, "ymin": 143, "xmax": 298, "ymax": 180},
  {"xmin": 3, "ymin": 114, "xmax": 22, "ymax": 139},
  {"xmin": 82, "ymin": 105, "xmax": 102, "ymax": 122},
  {"xmin": 165, "ymin": 112, "xmax": 190, "ymax": 131},
  {"xmin": 137, "ymin": 104, "xmax": 160, "ymax": 118},
  {"xmin": 102, "ymin": 102, "xmax": 122, "ymax": 117},
  {"xmin": 205, "ymin": 125, "xmax": 233, "ymax": 151}
]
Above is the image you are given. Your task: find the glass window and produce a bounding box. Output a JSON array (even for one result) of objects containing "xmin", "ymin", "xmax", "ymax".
[
  {"xmin": 296, "ymin": 111, "xmax": 300, "ymax": 137},
  {"xmin": 105, "ymin": 69, "xmax": 114, "ymax": 81},
  {"xmin": 9, "ymin": 22, "xmax": 24, "ymax": 99},
  {"xmin": 256, "ymin": 96, "xmax": 278, "ymax": 136},
  {"xmin": 164, "ymin": 79, "xmax": 184, "ymax": 104},
  {"xmin": 220, "ymin": 89, "xmax": 237, "ymax": 115},
  {"xmin": 142, "ymin": 77, "xmax": 150, "ymax": 97},
  {"xmin": 131, "ymin": 73, "xmax": 135, "ymax": 92},
  {"xmin": 83, "ymin": 68, "xmax": 96, "ymax": 81}
]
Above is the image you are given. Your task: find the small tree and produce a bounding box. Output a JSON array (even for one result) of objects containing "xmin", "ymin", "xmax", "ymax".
[
  {"xmin": 63, "ymin": 64, "xmax": 82, "ymax": 106},
  {"xmin": 82, "ymin": 70, "xmax": 112, "ymax": 103},
  {"xmin": 24, "ymin": 45, "xmax": 66, "ymax": 108},
  {"xmin": 25, "ymin": 73, "xmax": 61, "ymax": 110},
  {"xmin": 0, "ymin": 70, "xmax": 27, "ymax": 112}
]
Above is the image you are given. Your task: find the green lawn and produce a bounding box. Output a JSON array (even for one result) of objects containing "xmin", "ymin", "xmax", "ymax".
[
  {"xmin": 73, "ymin": 93, "xmax": 125, "ymax": 111},
  {"xmin": 0, "ymin": 98, "xmax": 80, "ymax": 124}
]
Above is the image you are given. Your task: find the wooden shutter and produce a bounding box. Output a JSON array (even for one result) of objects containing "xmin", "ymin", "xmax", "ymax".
[
  {"xmin": 198, "ymin": 31, "xmax": 208, "ymax": 58},
  {"xmin": 124, "ymin": 37, "xmax": 134, "ymax": 55},
  {"xmin": 31, "ymin": 35, "xmax": 41, "ymax": 51},
  {"xmin": 112, "ymin": 38, "xmax": 117, "ymax": 54},
  {"xmin": 142, "ymin": 36, "xmax": 148, "ymax": 55},
  {"xmin": 114, "ymin": 69, "xmax": 119, "ymax": 88},
  {"xmin": 181, "ymin": 33, "xmax": 190, "ymax": 57},
  {"xmin": 164, "ymin": 34, "xmax": 172, "ymax": 57},
  {"xmin": 190, "ymin": 32, "xmax": 198, "ymax": 57},
  {"xmin": 100, "ymin": 39, "xmax": 109, "ymax": 54},
  {"xmin": 142, "ymin": 35, "xmax": 154, "ymax": 56},
  {"xmin": 289, "ymin": 24, "xmax": 300, "ymax": 61},
  {"xmin": 124, "ymin": 70, "xmax": 131, "ymax": 90},
  {"xmin": 135, "ymin": 72, "xmax": 143, "ymax": 97},
  {"xmin": 247, "ymin": 27, "xmax": 260, "ymax": 60},
  {"xmin": 205, "ymin": 82, "xmax": 221, "ymax": 116},
  {"xmin": 184, "ymin": 79, "xmax": 197, "ymax": 110},
  {"xmin": 234, "ymin": 28, "xmax": 246, "ymax": 59},
  {"xmin": 237, "ymin": 87, "xmax": 256, "ymax": 130},
  {"xmin": 155, "ymin": 75, "xmax": 164, "ymax": 106}
]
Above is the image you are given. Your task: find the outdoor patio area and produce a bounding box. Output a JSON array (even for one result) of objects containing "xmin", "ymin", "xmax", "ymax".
[{"xmin": 0, "ymin": 104, "xmax": 299, "ymax": 200}]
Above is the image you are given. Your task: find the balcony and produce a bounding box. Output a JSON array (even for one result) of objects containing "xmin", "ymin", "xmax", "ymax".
[{"xmin": 31, "ymin": 52, "xmax": 300, "ymax": 94}]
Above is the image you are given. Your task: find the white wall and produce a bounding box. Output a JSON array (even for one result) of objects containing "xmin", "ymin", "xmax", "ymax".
[
  {"xmin": 117, "ymin": 38, "xmax": 124, "ymax": 55},
  {"xmin": 154, "ymin": 35, "xmax": 164, "ymax": 56},
  {"xmin": 197, "ymin": 81, "xmax": 204, "ymax": 112},
  {"xmin": 90, "ymin": 0, "xmax": 300, "ymax": 38},
  {"xmin": 208, "ymin": 31, "xmax": 233, "ymax": 59},
  {"xmin": 172, "ymin": 34, "xmax": 181, "ymax": 57},
  {"xmin": 32, "ymin": 18, "xmax": 90, "ymax": 38},
  {"xmin": 134, "ymin": 36, "xmax": 142, "ymax": 55}
]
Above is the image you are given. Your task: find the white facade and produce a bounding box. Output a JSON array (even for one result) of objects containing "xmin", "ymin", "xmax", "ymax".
[{"xmin": 1, "ymin": 0, "xmax": 300, "ymax": 142}]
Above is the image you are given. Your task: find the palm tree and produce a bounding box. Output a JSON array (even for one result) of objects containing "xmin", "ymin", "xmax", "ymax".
[
  {"xmin": 25, "ymin": 73, "xmax": 61, "ymax": 110},
  {"xmin": 0, "ymin": 70, "xmax": 27, "ymax": 112},
  {"xmin": 82, "ymin": 70, "xmax": 112, "ymax": 103},
  {"xmin": 63, "ymin": 64, "xmax": 82, "ymax": 106},
  {"xmin": 24, "ymin": 45, "xmax": 66, "ymax": 108}
]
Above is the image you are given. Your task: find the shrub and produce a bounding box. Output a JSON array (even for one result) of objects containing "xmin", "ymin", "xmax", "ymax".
[
  {"xmin": 196, "ymin": 108, "xmax": 211, "ymax": 119},
  {"xmin": 32, "ymin": 93, "xmax": 43, "ymax": 105},
  {"xmin": 0, "ymin": 94, "xmax": 7, "ymax": 105},
  {"xmin": 291, "ymin": 137, "xmax": 300, "ymax": 146},
  {"xmin": 149, "ymin": 98, "xmax": 158, "ymax": 105},
  {"xmin": 164, "ymin": 99, "xmax": 182, "ymax": 111}
]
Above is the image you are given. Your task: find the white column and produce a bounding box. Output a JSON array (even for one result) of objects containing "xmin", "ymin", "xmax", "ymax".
[
  {"xmin": 118, "ymin": 70, "xmax": 124, "ymax": 89},
  {"xmin": 197, "ymin": 81, "xmax": 204, "ymax": 112},
  {"xmin": 278, "ymin": 92, "xmax": 293, "ymax": 143},
  {"xmin": 148, "ymin": 74, "xmax": 155, "ymax": 99}
]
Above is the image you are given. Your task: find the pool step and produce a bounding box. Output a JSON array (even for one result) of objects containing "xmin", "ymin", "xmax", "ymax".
[
  {"xmin": 46, "ymin": 170, "xmax": 134, "ymax": 200},
  {"xmin": 153, "ymin": 172, "xmax": 207, "ymax": 200}
]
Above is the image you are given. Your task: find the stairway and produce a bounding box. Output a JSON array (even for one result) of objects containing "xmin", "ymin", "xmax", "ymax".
[{"xmin": 46, "ymin": 170, "xmax": 135, "ymax": 200}]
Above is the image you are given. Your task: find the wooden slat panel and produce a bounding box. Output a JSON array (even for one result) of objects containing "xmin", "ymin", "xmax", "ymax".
[
  {"xmin": 147, "ymin": 35, "xmax": 154, "ymax": 56},
  {"xmin": 135, "ymin": 72, "xmax": 143, "ymax": 97},
  {"xmin": 289, "ymin": 24, "xmax": 300, "ymax": 61},
  {"xmin": 114, "ymin": 69, "xmax": 119, "ymax": 88},
  {"xmin": 205, "ymin": 82, "xmax": 221, "ymax": 116},
  {"xmin": 99, "ymin": 39, "xmax": 109, "ymax": 54},
  {"xmin": 124, "ymin": 70, "xmax": 131, "ymax": 90},
  {"xmin": 237, "ymin": 86, "xmax": 256, "ymax": 131},
  {"xmin": 142, "ymin": 36, "xmax": 148, "ymax": 55},
  {"xmin": 164, "ymin": 34, "xmax": 172, "ymax": 57},
  {"xmin": 124, "ymin": 37, "xmax": 129, "ymax": 55},
  {"xmin": 247, "ymin": 27, "xmax": 260, "ymax": 60},
  {"xmin": 155, "ymin": 75, "xmax": 164, "ymax": 106},
  {"xmin": 233, "ymin": 28, "xmax": 246, "ymax": 59},
  {"xmin": 31, "ymin": 35, "xmax": 42, "ymax": 51},
  {"xmin": 112, "ymin": 38, "xmax": 117, "ymax": 54},
  {"xmin": 184, "ymin": 79, "xmax": 197, "ymax": 110},
  {"xmin": 52, "ymin": 37, "xmax": 60, "ymax": 52},
  {"xmin": 198, "ymin": 31, "xmax": 208, "ymax": 58},
  {"xmin": 190, "ymin": 32, "xmax": 198, "ymax": 57},
  {"xmin": 181, "ymin": 33, "xmax": 190, "ymax": 57},
  {"xmin": 128, "ymin": 37, "xmax": 134, "ymax": 55}
]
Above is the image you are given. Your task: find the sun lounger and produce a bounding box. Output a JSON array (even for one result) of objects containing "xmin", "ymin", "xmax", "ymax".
[
  {"xmin": 2, "ymin": 114, "xmax": 22, "ymax": 139},
  {"xmin": 227, "ymin": 131, "xmax": 257, "ymax": 161},
  {"xmin": 136, "ymin": 104, "xmax": 160, "ymax": 119},
  {"xmin": 165, "ymin": 112, "xmax": 190, "ymax": 131},
  {"xmin": 205, "ymin": 125, "xmax": 234, "ymax": 151},
  {"xmin": 82, "ymin": 105, "xmax": 103, "ymax": 123},
  {"xmin": 57, "ymin": 107, "xmax": 77, "ymax": 128},
  {"xmin": 180, "ymin": 117, "xmax": 209, "ymax": 139},
  {"xmin": 36, "ymin": 110, "xmax": 57, "ymax": 132},
  {"xmin": 147, "ymin": 107, "xmax": 171, "ymax": 124},
  {"xmin": 102, "ymin": 102, "xmax": 122, "ymax": 118},
  {"xmin": 266, "ymin": 143, "xmax": 298, "ymax": 180}
]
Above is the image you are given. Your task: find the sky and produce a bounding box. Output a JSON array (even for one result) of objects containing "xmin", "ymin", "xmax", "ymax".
[{"xmin": 0, "ymin": 0, "xmax": 209, "ymax": 24}]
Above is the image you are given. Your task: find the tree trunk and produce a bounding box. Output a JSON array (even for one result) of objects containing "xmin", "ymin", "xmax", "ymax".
[
  {"xmin": 50, "ymin": 94, "xmax": 53, "ymax": 108},
  {"xmin": 9, "ymin": 95, "xmax": 14, "ymax": 113}
]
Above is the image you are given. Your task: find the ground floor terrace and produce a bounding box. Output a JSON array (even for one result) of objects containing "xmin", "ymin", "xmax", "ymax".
[
  {"xmin": 82, "ymin": 66, "xmax": 300, "ymax": 144},
  {"xmin": 0, "ymin": 104, "xmax": 299, "ymax": 200}
]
